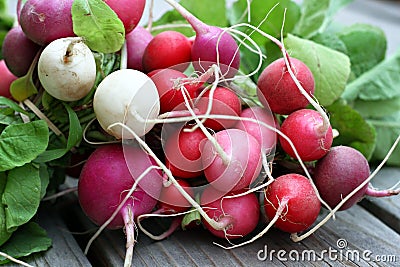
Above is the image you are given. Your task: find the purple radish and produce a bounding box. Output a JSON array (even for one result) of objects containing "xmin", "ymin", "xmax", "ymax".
[
  {"xmin": 126, "ymin": 26, "xmax": 153, "ymax": 72},
  {"xmin": 164, "ymin": 0, "xmax": 240, "ymax": 79},
  {"xmin": 19, "ymin": 0, "xmax": 75, "ymax": 45},
  {"xmin": 313, "ymin": 146, "xmax": 400, "ymax": 211}
]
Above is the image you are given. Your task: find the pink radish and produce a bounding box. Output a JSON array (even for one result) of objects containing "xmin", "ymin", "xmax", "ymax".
[
  {"xmin": 201, "ymin": 186, "xmax": 260, "ymax": 239},
  {"xmin": 202, "ymin": 129, "xmax": 262, "ymax": 192},
  {"xmin": 0, "ymin": 60, "xmax": 18, "ymax": 99},
  {"xmin": 78, "ymin": 144, "xmax": 162, "ymax": 266},
  {"xmin": 126, "ymin": 26, "xmax": 153, "ymax": 72}
]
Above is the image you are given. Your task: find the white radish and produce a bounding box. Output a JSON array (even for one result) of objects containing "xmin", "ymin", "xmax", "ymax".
[
  {"xmin": 93, "ymin": 69, "xmax": 160, "ymax": 139},
  {"xmin": 38, "ymin": 37, "xmax": 96, "ymax": 101}
]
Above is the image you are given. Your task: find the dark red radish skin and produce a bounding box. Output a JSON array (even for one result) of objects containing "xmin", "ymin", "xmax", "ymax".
[
  {"xmin": 312, "ymin": 146, "xmax": 399, "ymax": 211},
  {"xmin": 264, "ymin": 173, "xmax": 321, "ymax": 233},
  {"xmin": 0, "ymin": 60, "xmax": 18, "ymax": 99},
  {"xmin": 163, "ymin": 126, "xmax": 207, "ymax": 179},
  {"xmin": 126, "ymin": 26, "xmax": 153, "ymax": 71},
  {"xmin": 279, "ymin": 109, "xmax": 333, "ymax": 162},
  {"xmin": 143, "ymin": 31, "xmax": 192, "ymax": 73},
  {"xmin": 2, "ymin": 26, "xmax": 41, "ymax": 77},
  {"xmin": 104, "ymin": 0, "xmax": 145, "ymax": 34},
  {"xmin": 195, "ymin": 86, "xmax": 242, "ymax": 131},
  {"xmin": 201, "ymin": 187, "xmax": 259, "ymax": 239},
  {"xmin": 163, "ymin": 0, "xmax": 240, "ymax": 79},
  {"xmin": 19, "ymin": 0, "xmax": 75, "ymax": 45},
  {"xmin": 202, "ymin": 129, "xmax": 262, "ymax": 193},
  {"xmin": 148, "ymin": 69, "xmax": 201, "ymax": 114},
  {"xmin": 78, "ymin": 144, "xmax": 163, "ymax": 229},
  {"xmin": 158, "ymin": 179, "xmax": 194, "ymax": 214},
  {"xmin": 257, "ymin": 57, "xmax": 315, "ymax": 115},
  {"xmin": 235, "ymin": 106, "xmax": 279, "ymax": 154}
]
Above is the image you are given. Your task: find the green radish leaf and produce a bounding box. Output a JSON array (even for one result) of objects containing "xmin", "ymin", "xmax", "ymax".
[
  {"xmin": 284, "ymin": 34, "xmax": 351, "ymax": 106},
  {"xmin": 293, "ymin": 0, "xmax": 330, "ymax": 39},
  {"xmin": 0, "ymin": 97, "xmax": 28, "ymax": 114},
  {"xmin": 71, "ymin": 0, "xmax": 125, "ymax": 53},
  {"xmin": 338, "ymin": 23, "xmax": 387, "ymax": 79},
  {"xmin": 39, "ymin": 164, "xmax": 50, "ymax": 199},
  {"xmin": 35, "ymin": 104, "xmax": 82, "ymax": 163},
  {"xmin": 0, "ymin": 222, "xmax": 52, "ymax": 263},
  {"xmin": 368, "ymin": 112, "xmax": 400, "ymax": 166},
  {"xmin": 181, "ymin": 207, "xmax": 202, "ymax": 230},
  {"xmin": 0, "ymin": 120, "xmax": 48, "ymax": 172},
  {"xmin": 0, "ymin": 108, "xmax": 23, "ymax": 126},
  {"xmin": 342, "ymin": 48, "xmax": 400, "ymax": 101},
  {"xmin": 2, "ymin": 164, "xmax": 41, "ymax": 232},
  {"xmin": 10, "ymin": 74, "xmax": 38, "ymax": 102},
  {"xmin": 312, "ymin": 31, "xmax": 348, "ymax": 54},
  {"xmin": 229, "ymin": 0, "xmax": 300, "ymax": 46},
  {"xmin": 0, "ymin": 174, "xmax": 12, "ymax": 246},
  {"xmin": 353, "ymin": 97, "xmax": 400, "ymax": 118},
  {"xmin": 327, "ymin": 99, "xmax": 376, "ymax": 160}
]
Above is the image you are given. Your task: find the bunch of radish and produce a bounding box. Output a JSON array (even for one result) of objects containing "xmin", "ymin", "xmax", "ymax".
[{"xmin": 1, "ymin": 0, "xmax": 399, "ymax": 266}]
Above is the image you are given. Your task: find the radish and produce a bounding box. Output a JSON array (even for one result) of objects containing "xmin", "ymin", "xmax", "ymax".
[
  {"xmin": 279, "ymin": 109, "xmax": 333, "ymax": 162},
  {"xmin": 195, "ymin": 86, "xmax": 242, "ymax": 131},
  {"xmin": 158, "ymin": 179, "xmax": 194, "ymax": 214},
  {"xmin": 104, "ymin": 0, "xmax": 145, "ymax": 34},
  {"xmin": 2, "ymin": 26, "xmax": 41, "ymax": 77},
  {"xmin": 78, "ymin": 144, "xmax": 163, "ymax": 267},
  {"xmin": 202, "ymin": 129, "xmax": 262, "ymax": 192},
  {"xmin": 126, "ymin": 26, "xmax": 153, "ymax": 72},
  {"xmin": 264, "ymin": 173, "xmax": 321, "ymax": 233},
  {"xmin": 0, "ymin": 60, "xmax": 18, "ymax": 99},
  {"xmin": 93, "ymin": 69, "xmax": 160, "ymax": 139},
  {"xmin": 235, "ymin": 106, "xmax": 278, "ymax": 155},
  {"xmin": 19, "ymin": 0, "xmax": 75, "ymax": 45},
  {"xmin": 148, "ymin": 68, "xmax": 200, "ymax": 114},
  {"xmin": 313, "ymin": 146, "xmax": 400, "ymax": 211},
  {"xmin": 164, "ymin": 0, "xmax": 240, "ymax": 79},
  {"xmin": 257, "ymin": 57, "xmax": 315, "ymax": 115},
  {"xmin": 201, "ymin": 186, "xmax": 259, "ymax": 239},
  {"xmin": 142, "ymin": 30, "xmax": 192, "ymax": 73},
  {"xmin": 163, "ymin": 125, "xmax": 207, "ymax": 179},
  {"xmin": 38, "ymin": 37, "xmax": 96, "ymax": 102}
]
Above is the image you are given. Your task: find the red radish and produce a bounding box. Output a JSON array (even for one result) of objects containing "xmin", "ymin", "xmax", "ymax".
[
  {"xmin": 148, "ymin": 68, "xmax": 200, "ymax": 114},
  {"xmin": 279, "ymin": 109, "xmax": 333, "ymax": 162},
  {"xmin": 257, "ymin": 57, "xmax": 315, "ymax": 115},
  {"xmin": 201, "ymin": 186, "xmax": 259, "ymax": 239},
  {"xmin": 104, "ymin": 0, "xmax": 145, "ymax": 34},
  {"xmin": 163, "ymin": 125, "xmax": 207, "ymax": 179},
  {"xmin": 202, "ymin": 129, "xmax": 262, "ymax": 192},
  {"xmin": 235, "ymin": 106, "xmax": 278, "ymax": 154},
  {"xmin": 196, "ymin": 86, "xmax": 242, "ymax": 131},
  {"xmin": 313, "ymin": 146, "xmax": 400, "ymax": 211},
  {"xmin": 19, "ymin": 0, "xmax": 75, "ymax": 45},
  {"xmin": 164, "ymin": 0, "xmax": 240, "ymax": 79},
  {"xmin": 126, "ymin": 26, "xmax": 153, "ymax": 71},
  {"xmin": 78, "ymin": 144, "xmax": 162, "ymax": 266},
  {"xmin": 264, "ymin": 173, "xmax": 321, "ymax": 233},
  {"xmin": 142, "ymin": 31, "xmax": 192, "ymax": 73},
  {"xmin": 158, "ymin": 179, "xmax": 194, "ymax": 214},
  {"xmin": 2, "ymin": 26, "xmax": 41, "ymax": 77},
  {"xmin": 0, "ymin": 60, "xmax": 18, "ymax": 99}
]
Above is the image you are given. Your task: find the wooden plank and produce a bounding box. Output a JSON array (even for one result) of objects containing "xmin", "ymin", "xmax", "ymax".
[
  {"xmin": 359, "ymin": 167, "xmax": 400, "ymax": 233},
  {"xmin": 4, "ymin": 202, "xmax": 92, "ymax": 267},
  {"xmin": 68, "ymin": 201, "xmax": 400, "ymax": 267}
]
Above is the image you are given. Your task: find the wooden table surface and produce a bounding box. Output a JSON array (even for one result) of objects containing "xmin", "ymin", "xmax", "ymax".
[{"xmin": 3, "ymin": 0, "xmax": 400, "ymax": 266}]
